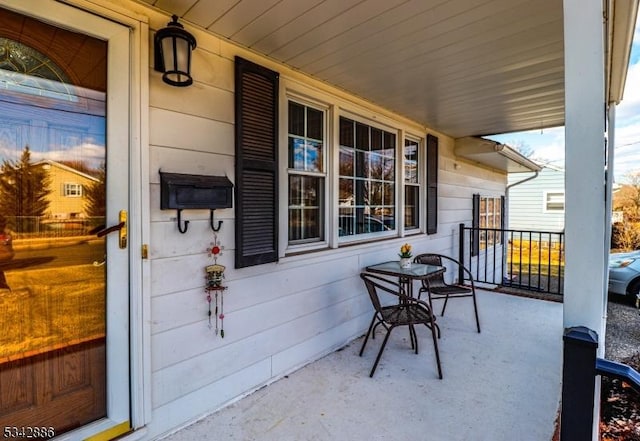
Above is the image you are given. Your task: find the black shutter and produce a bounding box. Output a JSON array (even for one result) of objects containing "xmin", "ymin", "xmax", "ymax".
[
  {"xmin": 426, "ymin": 134, "xmax": 438, "ymax": 234},
  {"xmin": 471, "ymin": 193, "xmax": 480, "ymax": 257},
  {"xmin": 235, "ymin": 57, "xmax": 279, "ymax": 268}
]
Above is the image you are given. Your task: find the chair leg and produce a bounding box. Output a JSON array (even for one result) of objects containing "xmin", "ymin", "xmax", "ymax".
[
  {"xmin": 440, "ymin": 295, "xmax": 449, "ymax": 316},
  {"xmin": 409, "ymin": 324, "xmax": 419, "ymax": 354},
  {"xmin": 426, "ymin": 294, "xmax": 441, "ymax": 339},
  {"xmin": 359, "ymin": 315, "xmax": 377, "ymax": 356},
  {"xmin": 370, "ymin": 328, "xmax": 393, "ymax": 377},
  {"xmin": 471, "ymin": 289, "xmax": 481, "ymax": 333},
  {"xmin": 427, "ymin": 318, "xmax": 443, "ymax": 379}
]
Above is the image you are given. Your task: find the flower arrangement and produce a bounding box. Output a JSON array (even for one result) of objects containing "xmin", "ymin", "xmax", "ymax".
[{"xmin": 399, "ymin": 243, "xmax": 412, "ymax": 259}]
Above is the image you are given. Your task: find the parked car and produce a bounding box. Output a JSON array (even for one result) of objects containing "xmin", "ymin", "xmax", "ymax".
[
  {"xmin": 608, "ymin": 250, "xmax": 640, "ymax": 303},
  {"xmin": 338, "ymin": 215, "xmax": 392, "ymax": 236},
  {"xmin": 0, "ymin": 231, "xmax": 14, "ymax": 263}
]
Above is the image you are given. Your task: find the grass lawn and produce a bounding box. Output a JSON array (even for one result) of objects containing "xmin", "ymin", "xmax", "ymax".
[
  {"xmin": 0, "ymin": 264, "xmax": 105, "ymax": 361},
  {"xmin": 506, "ymin": 239, "xmax": 565, "ymax": 277}
]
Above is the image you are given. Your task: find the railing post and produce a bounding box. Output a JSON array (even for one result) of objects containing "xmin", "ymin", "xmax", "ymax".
[
  {"xmin": 560, "ymin": 326, "xmax": 599, "ymax": 441},
  {"xmin": 458, "ymin": 223, "xmax": 465, "ymax": 282}
]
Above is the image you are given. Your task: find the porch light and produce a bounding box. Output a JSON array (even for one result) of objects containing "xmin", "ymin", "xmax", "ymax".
[{"xmin": 154, "ymin": 15, "xmax": 197, "ymax": 87}]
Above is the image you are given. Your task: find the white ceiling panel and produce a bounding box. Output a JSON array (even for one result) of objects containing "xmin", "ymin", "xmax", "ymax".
[
  {"xmin": 229, "ymin": 0, "xmax": 325, "ymax": 47},
  {"xmin": 141, "ymin": 0, "xmax": 635, "ymax": 139},
  {"xmin": 182, "ymin": 0, "xmax": 240, "ymax": 28},
  {"xmin": 250, "ymin": 0, "xmax": 366, "ymax": 55}
]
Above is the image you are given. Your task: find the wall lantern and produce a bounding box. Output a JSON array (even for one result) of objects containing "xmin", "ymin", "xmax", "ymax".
[{"xmin": 154, "ymin": 15, "xmax": 197, "ymax": 87}]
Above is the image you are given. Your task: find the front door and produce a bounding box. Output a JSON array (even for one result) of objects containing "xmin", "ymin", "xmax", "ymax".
[{"xmin": 0, "ymin": 2, "xmax": 131, "ymax": 438}]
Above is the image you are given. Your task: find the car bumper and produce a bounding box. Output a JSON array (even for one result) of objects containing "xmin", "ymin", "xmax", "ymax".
[{"xmin": 608, "ymin": 277, "xmax": 628, "ymax": 295}]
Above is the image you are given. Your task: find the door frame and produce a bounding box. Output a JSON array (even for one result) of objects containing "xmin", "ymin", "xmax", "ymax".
[{"xmin": 0, "ymin": 0, "xmax": 149, "ymax": 437}]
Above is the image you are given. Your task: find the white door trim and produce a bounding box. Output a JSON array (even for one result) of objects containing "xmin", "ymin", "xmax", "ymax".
[{"xmin": 0, "ymin": 0, "xmax": 150, "ymax": 436}]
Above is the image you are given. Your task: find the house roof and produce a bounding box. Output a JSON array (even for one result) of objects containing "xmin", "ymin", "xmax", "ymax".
[
  {"xmin": 140, "ymin": 0, "xmax": 638, "ymax": 140},
  {"xmin": 35, "ymin": 159, "xmax": 101, "ymax": 182},
  {"xmin": 455, "ymin": 137, "xmax": 542, "ymax": 173}
]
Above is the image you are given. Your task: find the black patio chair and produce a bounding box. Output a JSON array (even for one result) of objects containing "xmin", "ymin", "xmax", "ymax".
[
  {"xmin": 359, "ymin": 272, "xmax": 442, "ymax": 379},
  {"xmin": 413, "ymin": 253, "xmax": 481, "ymax": 333}
]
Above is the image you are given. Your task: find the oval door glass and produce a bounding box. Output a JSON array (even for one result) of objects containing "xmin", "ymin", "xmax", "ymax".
[{"xmin": 0, "ymin": 7, "xmax": 108, "ymax": 436}]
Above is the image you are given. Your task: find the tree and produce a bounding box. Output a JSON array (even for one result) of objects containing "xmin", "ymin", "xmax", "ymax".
[
  {"xmin": 611, "ymin": 171, "xmax": 640, "ymax": 250},
  {"xmin": 84, "ymin": 162, "xmax": 105, "ymax": 218},
  {"xmin": 614, "ymin": 172, "xmax": 640, "ymax": 222},
  {"xmin": 0, "ymin": 146, "xmax": 50, "ymax": 233}
]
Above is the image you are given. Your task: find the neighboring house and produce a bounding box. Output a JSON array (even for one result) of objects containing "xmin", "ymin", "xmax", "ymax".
[
  {"xmin": 508, "ymin": 166, "xmax": 565, "ymax": 233},
  {"xmin": 35, "ymin": 159, "xmax": 100, "ymax": 222},
  {"xmin": 0, "ymin": 1, "xmax": 634, "ymax": 441}
]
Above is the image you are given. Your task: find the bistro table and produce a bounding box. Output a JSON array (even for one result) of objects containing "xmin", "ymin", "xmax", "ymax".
[
  {"xmin": 364, "ymin": 260, "xmax": 445, "ymax": 298},
  {"xmin": 364, "ymin": 260, "xmax": 446, "ymax": 351}
]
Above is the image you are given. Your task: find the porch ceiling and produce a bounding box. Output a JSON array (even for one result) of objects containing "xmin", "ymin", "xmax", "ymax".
[{"xmin": 140, "ymin": 0, "xmax": 636, "ymax": 139}]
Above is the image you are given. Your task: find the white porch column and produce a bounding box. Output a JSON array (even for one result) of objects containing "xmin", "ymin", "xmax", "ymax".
[
  {"xmin": 563, "ymin": 1, "xmax": 607, "ymax": 340},
  {"xmin": 563, "ymin": 2, "xmax": 607, "ymax": 439}
]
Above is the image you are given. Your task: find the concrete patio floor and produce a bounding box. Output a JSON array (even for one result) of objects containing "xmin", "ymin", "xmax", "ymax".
[{"xmin": 159, "ymin": 290, "xmax": 563, "ymax": 441}]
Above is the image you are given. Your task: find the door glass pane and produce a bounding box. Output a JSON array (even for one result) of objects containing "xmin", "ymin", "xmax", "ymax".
[{"xmin": 0, "ymin": 8, "xmax": 107, "ymax": 436}]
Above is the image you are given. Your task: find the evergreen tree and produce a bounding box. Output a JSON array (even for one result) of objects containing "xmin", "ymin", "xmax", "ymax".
[
  {"xmin": 84, "ymin": 162, "xmax": 105, "ymax": 218},
  {"xmin": 0, "ymin": 146, "xmax": 50, "ymax": 232}
]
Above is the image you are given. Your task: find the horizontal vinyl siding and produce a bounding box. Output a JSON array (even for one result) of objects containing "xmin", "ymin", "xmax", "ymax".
[
  {"xmin": 128, "ymin": 3, "xmax": 510, "ymax": 439},
  {"xmin": 508, "ymin": 169, "xmax": 564, "ymax": 232}
]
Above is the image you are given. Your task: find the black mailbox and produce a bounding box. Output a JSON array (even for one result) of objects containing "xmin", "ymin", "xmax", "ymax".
[
  {"xmin": 160, "ymin": 171, "xmax": 233, "ymax": 233},
  {"xmin": 160, "ymin": 172, "xmax": 233, "ymax": 210}
]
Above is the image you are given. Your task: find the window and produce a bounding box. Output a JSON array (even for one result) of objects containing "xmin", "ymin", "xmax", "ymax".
[
  {"xmin": 338, "ymin": 117, "xmax": 396, "ymax": 238},
  {"xmin": 236, "ymin": 61, "xmax": 442, "ymax": 266},
  {"xmin": 472, "ymin": 194, "xmax": 504, "ymax": 255},
  {"xmin": 287, "ymin": 101, "xmax": 325, "ymax": 244},
  {"xmin": 544, "ymin": 191, "xmax": 565, "ymax": 211},
  {"xmin": 64, "ymin": 183, "xmax": 82, "ymax": 197},
  {"xmin": 404, "ymin": 138, "xmax": 419, "ymax": 230}
]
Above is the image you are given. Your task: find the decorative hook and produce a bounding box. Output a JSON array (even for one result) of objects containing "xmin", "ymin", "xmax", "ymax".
[
  {"xmin": 177, "ymin": 209, "xmax": 190, "ymax": 234},
  {"xmin": 210, "ymin": 210, "xmax": 223, "ymax": 232}
]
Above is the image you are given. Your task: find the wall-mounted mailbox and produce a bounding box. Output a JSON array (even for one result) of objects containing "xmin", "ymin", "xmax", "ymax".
[{"xmin": 160, "ymin": 171, "xmax": 233, "ymax": 233}]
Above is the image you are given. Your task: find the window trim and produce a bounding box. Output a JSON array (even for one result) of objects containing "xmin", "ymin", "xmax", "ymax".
[
  {"xmin": 63, "ymin": 182, "xmax": 82, "ymax": 197},
  {"xmin": 278, "ymin": 79, "xmax": 433, "ymax": 257},
  {"xmin": 403, "ymin": 134, "xmax": 422, "ymax": 233},
  {"xmin": 473, "ymin": 194, "xmax": 504, "ymax": 254},
  {"xmin": 543, "ymin": 190, "xmax": 565, "ymax": 212},
  {"xmin": 285, "ymin": 96, "xmax": 329, "ymax": 251},
  {"xmin": 336, "ymin": 113, "xmax": 398, "ymax": 244}
]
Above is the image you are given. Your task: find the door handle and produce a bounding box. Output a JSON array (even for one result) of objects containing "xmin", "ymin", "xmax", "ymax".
[{"xmin": 93, "ymin": 210, "xmax": 128, "ymax": 249}]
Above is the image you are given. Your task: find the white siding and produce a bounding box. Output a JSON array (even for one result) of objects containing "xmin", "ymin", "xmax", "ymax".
[
  {"xmin": 508, "ymin": 168, "xmax": 564, "ymax": 232},
  {"xmin": 79, "ymin": 1, "xmax": 509, "ymax": 439}
]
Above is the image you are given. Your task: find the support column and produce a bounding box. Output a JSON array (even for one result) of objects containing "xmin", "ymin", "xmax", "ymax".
[
  {"xmin": 562, "ymin": 1, "xmax": 607, "ymax": 440},
  {"xmin": 562, "ymin": 0, "xmax": 607, "ymax": 345}
]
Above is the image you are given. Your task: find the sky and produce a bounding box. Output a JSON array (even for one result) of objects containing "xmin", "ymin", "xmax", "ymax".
[{"xmin": 488, "ymin": 20, "xmax": 640, "ymax": 184}]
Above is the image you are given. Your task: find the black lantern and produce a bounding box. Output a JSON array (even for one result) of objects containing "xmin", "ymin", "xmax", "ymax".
[{"xmin": 154, "ymin": 15, "xmax": 197, "ymax": 87}]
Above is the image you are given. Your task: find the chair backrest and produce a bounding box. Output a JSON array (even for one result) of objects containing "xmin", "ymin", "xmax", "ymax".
[
  {"xmin": 360, "ymin": 272, "xmax": 405, "ymax": 312},
  {"xmin": 413, "ymin": 252, "xmax": 475, "ymax": 286},
  {"xmin": 413, "ymin": 253, "xmax": 446, "ymax": 285},
  {"xmin": 414, "ymin": 253, "xmax": 442, "ymax": 267}
]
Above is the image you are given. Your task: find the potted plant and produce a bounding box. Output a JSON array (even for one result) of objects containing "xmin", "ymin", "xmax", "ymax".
[{"xmin": 399, "ymin": 243, "xmax": 412, "ymax": 268}]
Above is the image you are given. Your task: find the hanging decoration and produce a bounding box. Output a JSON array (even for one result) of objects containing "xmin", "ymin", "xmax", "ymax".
[{"xmin": 205, "ymin": 232, "xmax": 227, "ymax": 337}]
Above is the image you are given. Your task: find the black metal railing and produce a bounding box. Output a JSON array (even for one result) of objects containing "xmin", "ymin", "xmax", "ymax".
[
  {"xmin": 561, "ymin": 326, "xmax": 640, "ymax": 440},
  {"xmin": 458, "ymin": 223, "xmax": 565, "ymax": 296}
]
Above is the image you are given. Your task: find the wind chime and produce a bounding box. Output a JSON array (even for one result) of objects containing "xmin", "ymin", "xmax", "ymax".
[{"xmin": 205, "ymin": 233, "xmax": 227, "ymax": 337}]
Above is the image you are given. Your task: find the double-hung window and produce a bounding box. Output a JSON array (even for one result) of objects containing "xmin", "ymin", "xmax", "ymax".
[
  {"xmin": 404, "ymin": 137, "xmax": 420, "ymax": 230},
  {"xmin": 287, "ymin": 100, "xmax": 325, "ymax": 244},
  {"xmin": 338, "ymin": 117, "xmax": 396, "ymax": 238}
]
